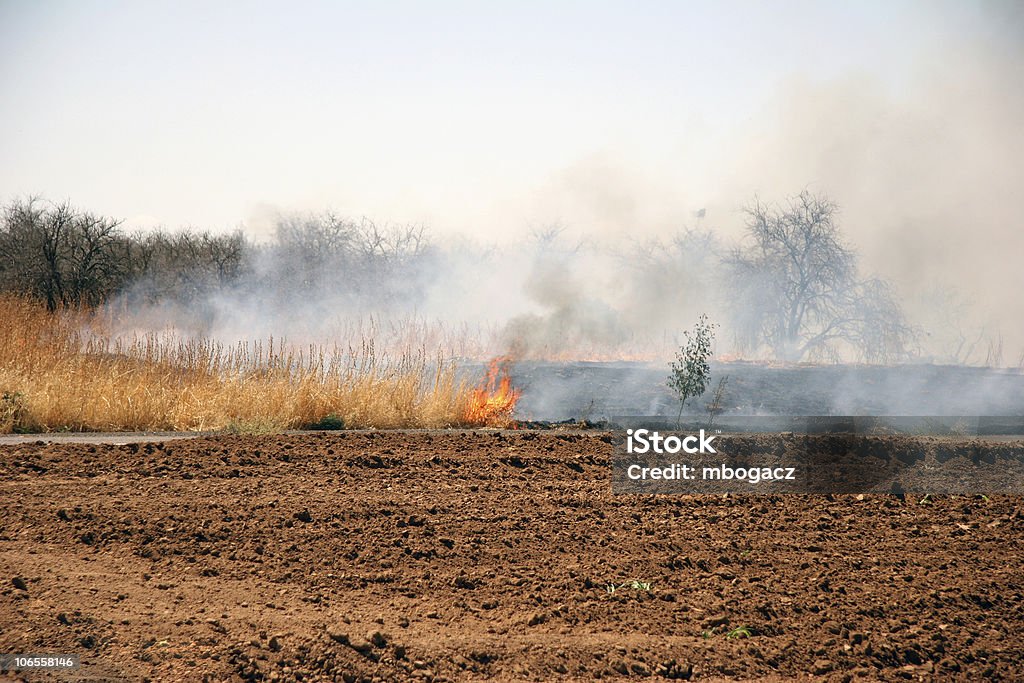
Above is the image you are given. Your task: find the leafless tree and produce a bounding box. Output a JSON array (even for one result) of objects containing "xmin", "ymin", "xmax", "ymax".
[
  {"xmin": 351, "ymin": 219, "xmax": 430, "ymax": 270},
  {"xmin": 618, "ymin": 228, "xmax": 725, "ymax": 346},
  {"xmin": 527, "ymin": 222, "xmax": 583, "ymax": 256},
  {"xmin": 268, "ymin": 211, "xmax": 434, "ymax": 306},
  {"xmin": 125, "ymin": 228, "xmax": 251, "ymax": 303},
  {"xmin": 727, "ymin": 190, "xmax": 912, "ymax": 362},
  {"xmin": 273, "ymin": 212, "xmax": 358, "ymax": 291},
  {"xmin": 0, "ymin": 197, "xmax": 126, "ymax": 309},
  {"xmin": 917, "ymin": 286, "xmax": 991, "ymax": 364},
  {"xmin": 65, "ymin": 212, "xmax": 133, "ymax": 307}
]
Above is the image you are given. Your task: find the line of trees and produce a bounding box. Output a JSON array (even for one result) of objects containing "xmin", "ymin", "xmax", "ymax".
[
  {"xmin": 613, "ymin": 191, "xmax": 914, "ymax": 363},
  {"xmin": 1, "ymin": 191, "xmax": 916, "ymax": 363},
  {"xmin": 0, "ymin": 197, "xmax": 250, "ymax": 310},
  {"xmin": 0, "ymin": 197, "xmax": 433, "ymax": 311},
  {"xmin": 271, "ymin": 211, "xmax": 433, "ymax": 302},
  {"xmin": 1, "ymin": 198, "xmax": 130, "ymax": 310}
]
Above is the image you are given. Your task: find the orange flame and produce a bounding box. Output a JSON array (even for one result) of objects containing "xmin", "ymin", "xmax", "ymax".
[{"xmin": 464, "ymin": 357, "xmax": 522, "ymax": 427}]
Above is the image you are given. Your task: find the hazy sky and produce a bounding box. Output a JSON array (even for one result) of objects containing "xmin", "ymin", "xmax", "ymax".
[
  {"xmin": 3, "ymin": 0, "xmax": 1021, "ymax": 357},
  {"xmin": 0, "ymin": 0, "xmax": 1006, "ymax": 235}
]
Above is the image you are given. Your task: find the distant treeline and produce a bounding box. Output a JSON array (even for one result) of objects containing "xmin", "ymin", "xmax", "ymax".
[
  {"xmin": 2, "ymin": 192, "xmax": 923, "ymax": 364},
  {"xmin": 0, "ymin": 197, "xmax": 432, "ymax": 311}
]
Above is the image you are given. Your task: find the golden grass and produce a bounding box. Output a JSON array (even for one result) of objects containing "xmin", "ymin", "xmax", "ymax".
[{"xmin": 0, "ymin": 296, "xmax": 476, "ymax": 433}]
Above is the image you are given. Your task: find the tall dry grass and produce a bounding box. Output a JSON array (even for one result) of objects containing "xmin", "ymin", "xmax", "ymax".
[{"xmin": 0, "ymin": 296, "xmax": 474, "ymax": 433}]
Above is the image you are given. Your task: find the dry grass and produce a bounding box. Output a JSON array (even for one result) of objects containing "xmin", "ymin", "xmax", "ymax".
[{"xmin": 0, "ymin": 296, "xmax": 478, "ymax": 433}]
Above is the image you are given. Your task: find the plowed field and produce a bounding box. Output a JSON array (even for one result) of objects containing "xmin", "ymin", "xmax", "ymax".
[{"xmin": 2, "ymin": 432, "xmax": 1022, "ymax": 681}]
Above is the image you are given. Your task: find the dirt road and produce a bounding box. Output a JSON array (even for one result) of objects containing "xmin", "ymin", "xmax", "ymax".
[{"xmin": 1, "ymin": 432, "xmax": 1022, "ymax": 681}]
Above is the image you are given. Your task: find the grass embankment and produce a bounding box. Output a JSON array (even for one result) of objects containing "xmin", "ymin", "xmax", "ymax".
[{"xmin": 0, "ymin": 296, "xmax": 474, "ymax": 433}]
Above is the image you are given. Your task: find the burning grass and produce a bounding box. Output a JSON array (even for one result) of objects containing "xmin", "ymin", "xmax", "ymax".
[
  {"xmin": 463, "ymin": 357, "xmax": 522, "ymax": 428},
  {"xmin": 0, "ymin": 296, "xmax": 493, "ymax": 433}
]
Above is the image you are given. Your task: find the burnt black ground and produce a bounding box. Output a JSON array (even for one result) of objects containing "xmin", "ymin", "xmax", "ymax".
[{"xmin": 509, "ymin": 362, "xmax": 1024, "ymax": 421}]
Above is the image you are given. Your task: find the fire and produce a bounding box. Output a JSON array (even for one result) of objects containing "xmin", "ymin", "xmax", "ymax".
[{"xmin": 464, "ymin": 357, "xmax": 522, "ymax": 427}]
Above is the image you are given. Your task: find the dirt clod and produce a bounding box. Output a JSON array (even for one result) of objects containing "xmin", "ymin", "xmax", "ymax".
[{"xmin": 813, "ymin": 658, "xmax": 834, "ymax": 674}]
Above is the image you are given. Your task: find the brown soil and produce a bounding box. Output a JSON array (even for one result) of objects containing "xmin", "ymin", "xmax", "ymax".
[{"xmin": 1, "ymin": 432, "xmax": 1022, "ymax": 682}]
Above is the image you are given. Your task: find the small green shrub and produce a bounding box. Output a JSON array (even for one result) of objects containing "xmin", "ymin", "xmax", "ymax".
[
  {"xmin": 725, "ymin": 625, "xmax": 752, "ymax": 640},
  {"xmin": 307, "ymin": 413, "xmax": 346, "ymax": 430},
  {"xmin": 668, "ymin": 314, "xmax": 717, "ymax": 428}
]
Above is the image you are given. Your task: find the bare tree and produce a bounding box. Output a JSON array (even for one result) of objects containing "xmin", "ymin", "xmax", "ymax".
[
  {"xmin": 527, "ymin": 222, "xmax": 582, "ymax": 256},
  {"xmin": 917, "ymin": 286, "xmax": 989, "ymax": 364},
  {"xmin": 200, "ymin": 230, "xmax": 248, "ymax": 286},
  {"xmin": 848, "ymin": 278, "xmax": 916, "ymax": 363},
  {"xmin": 727, "ymin": 190, "xmax": 912, "ymax": 362},
  {"xmin": 0, "ymin": 197, "xmax": 49, "ymax": 302},
  {"xmin": 618, "ymin": 227, "xmax": 724, "ymax": 350},
  {"xmin": 0, "ymin": 197, "xmax": 126, "ymax": 309},
  {"xmin": 65, "ymin": 211, "xmax": 132, "ymax": 307},
  {"xmin": 269, "ymin": 210, "xmax": 433, "ymax": 303},
  {"xmin": 125, "ymin": 228, "xmax": 251, "ymax": 303},
  {"xmin": 351, "ymin": 218, "xmax": 429, "ymax": 267}
]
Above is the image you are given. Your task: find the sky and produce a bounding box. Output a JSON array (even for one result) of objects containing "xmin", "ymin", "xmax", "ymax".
[
  {"xmin": 1, "ymin": 0, "xmax": 1022, "ymax": 354},
  {"xmin": 0, "ymin": 1, "xmax": 1005, "ymax": 232}
]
